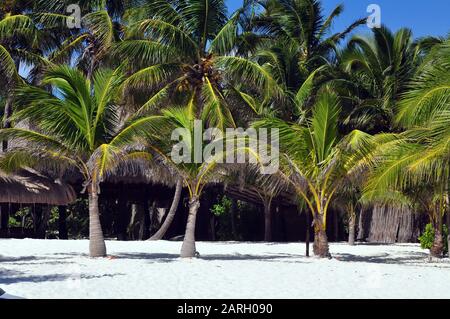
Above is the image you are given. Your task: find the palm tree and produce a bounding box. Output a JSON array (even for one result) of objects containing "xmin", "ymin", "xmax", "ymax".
[
  {"xmin": 0, "ymin": 65, "xmax": 163, "ymax": 257},
  {"xmin": 339, "ymin": 26, "xmax": 442, "ymax": 133},
  {"xmin": 123, "ymin": 107, "xmax": 235, "ymax": 257},
  {"xmin": 361, "ymin": 135, "xmax": 448, "ymax": 258},
  {"xmin": 115, "ymin": 0, "xmax": 281, "ymax": 130},
  {"xmin": 33, "ymin": 0, "xmax": 124, "ymax": 80},
  {"xmin": 254, "ymin": 89, "xmax": 372, "ymax": 257},
  {"xmin": 0, "ymin": 8, "xmax": 47, "ymax": 150},
  {"xmin": 397, "ymin": 39, "xmax": 450, "ymax": 256},
  {"xmin": 363, "ymin": 39, "xmax": 450, "ymax": 258}
]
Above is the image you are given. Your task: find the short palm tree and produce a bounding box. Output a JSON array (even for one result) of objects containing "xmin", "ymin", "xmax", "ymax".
[
  {"xmin": 0, "ymin": 65, "xmax": 163, "ymax": 257},
  {"xmin": 254, "ymin": 90, "xmax": 372, "ymax": 257},
  {"xmin": 118, "ymin": 107, "xmax": 235, "ymax": 257}
]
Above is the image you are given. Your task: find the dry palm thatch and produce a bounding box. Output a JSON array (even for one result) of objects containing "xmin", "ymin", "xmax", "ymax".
[{"xmin": 0, "ymin": 168, "xmax": 76, "ymax": 205}]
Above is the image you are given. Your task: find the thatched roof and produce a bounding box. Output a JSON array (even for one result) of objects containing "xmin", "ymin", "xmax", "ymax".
[{"xmin": 0, "ymin": 169, "xmax": 76, "ymax": 205}]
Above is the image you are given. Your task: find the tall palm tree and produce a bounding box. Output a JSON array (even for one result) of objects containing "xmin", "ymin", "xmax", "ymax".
[
  {"xmin": 0, "ymin": 65, "xmax": 164, "ymax": 257},
  {"xmin": 116, "ymin": 0, "xmax": 281, "ymax": 130},
  {"xmin": 397, "ymin": 38, "xmax": 450, "ymax": 256},
  {"xmin": 364, "ymin": 39, "xmax": 450, "ymax": 258},
  {"xmin": 257, "ymin": 0, "xmax": 365, "ymax": 75},
  {"xmin": 33, "ymin": 0, "xmax": 124, "ymax": 80},
  {"xmin": 339, "ymin": 26, "xmax": 442, "ymax": 133},
  {"xmin": 235, "ymin": 0, "xmax": 365, "ymax": 122},
  {"xmin": 0, "ymin": 7, "xmax": 47, "ymax": 150}
]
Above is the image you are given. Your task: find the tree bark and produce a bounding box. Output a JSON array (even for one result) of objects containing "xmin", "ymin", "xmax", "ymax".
[
  {"xmin": 129, "ymin": 203, "xmax": 144, "ymax": 240},
  {"xmin": 180, "ymin": 196, "xmax": 200, "ymax": 258},
  {"xmin": 313, "ymin": 214, "xmax": 330, "ymax": 258},
  {"xmin": 149, "ymin": 179, "xmax": 182, "ymax": 240},
  {"xmin": 116, "ymin": 196, "xmax": 129, "ymax": 241},
  {"xmin": 31, "ymin": 205, "xmax": 49, "ymax": 239},
  {"xmin": 263, "ymin": 197, "xmax": 273, "ymax": 242},
  {"xmin": 210, "ymin": 215, "xmax": 216, "ymax": 241},
  {"xmin": 430, "ymin": 209, "xmax": 444, "ymax": 258},
  {"xmin": 348, "ymin": 206, "xmax": 356, "ymax": 246},
  {"xmin": 140, "ymin": 200, "xmax": 151, "ymax": 240},
  {"xmin": 333, "ymin": 210, "xmax": 339, "ymax": 242},
  {"xmin": 230, "ymin": 198, "xmax": 237, "ymax": 240},
  {"xmin": 2, "ymin": 95, "xmax": 13, "ymax": 152},
  {"xmin": 88, "ymin": 184, "xmax": 107, "ymax": 257},
  {"xmin": 58, "ymin": 205, "xmax": 68, "ymax": 240}
]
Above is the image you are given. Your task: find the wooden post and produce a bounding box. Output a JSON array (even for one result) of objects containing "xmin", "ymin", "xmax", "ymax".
[
  {"xmin": 58, "ymin": 205, "xmax": 68, "ymax": 239},
  {"xmin": 305, "ymin": 208, "xmax": 310, "ymax": 257},
  {"xmin": 230, "ymin": 198, "xmax": 238, "ymax": 240}
]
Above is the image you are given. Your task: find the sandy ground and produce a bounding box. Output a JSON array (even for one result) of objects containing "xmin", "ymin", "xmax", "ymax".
[{"xmin": 0, "ymin": 239, "xmax": 449, "ymax": 299}]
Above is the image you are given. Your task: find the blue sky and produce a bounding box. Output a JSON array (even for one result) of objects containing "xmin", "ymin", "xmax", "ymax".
[{"xmin": 227, "ymin": 0, "xmax": 450, "ymax": 38}]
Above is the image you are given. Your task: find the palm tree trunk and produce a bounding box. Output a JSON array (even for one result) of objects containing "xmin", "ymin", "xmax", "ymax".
[
  {"xmin": 149, "ymin": 179, "xmax": 182, "ymax": 240},
  {"xmin": 31, "ymin": 205, "xmax": 47, "ymax": 239},
  {"xmin": 141, "ymin": 200, "xmax": 151, "ymax": 240},
  {"xmin": 58, "ymin": 205, "xmax": 68, "ymax": 240},
  {"xmin": 116, "ymin": 196, "xmax": 129, "ymax": 241},
  {"xmin": 180, "ymin": 196, "xmax": 200, "ymax": 258},
  {"xmin": 230, "ymin": 198, "xmax": 237, "ymax": 240},
  {"xmin": 210, "ymin": 215, "xmax": 216, "ymax": 241},
  {"xmin": 348, "ymin": 206, "xmax": 356, "ymax": 246},
  {"xmin": 88, "ymin": 183, "xmax": 107, "ymax": 257},
  {"xmin": 430, "ymin": 208, "xmax": 444, "ymax": 258},
  {"xmin": 2, "ymin": 95, "xmax": 13, "ymax": 151},
  {"xmin": 313, "ymin": 213, "xmax": 330, "ymax": 258},
  {"xmin": 263, "ymin": 197, "xmax": 273, "ymax": 242}
]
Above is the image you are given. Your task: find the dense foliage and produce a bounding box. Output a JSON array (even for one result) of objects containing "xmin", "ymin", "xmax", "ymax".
[{"xmin": 0, "ymin": 0, "xmax": 448, "ymax": 258}]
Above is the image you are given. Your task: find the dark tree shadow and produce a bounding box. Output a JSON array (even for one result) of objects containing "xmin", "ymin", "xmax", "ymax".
[
  {"xmin": 0, "ymin": 256, "xmax": 39, "ymax": 263},
  {"xmin": 0, "ymin": 269, "xmax": 72, "ymax": 285},
  {"xmin": 114, "ymin": 253, "xmax": 179, "ymax": 262},
  {"xmin": 0, "ymin": 267, "xmax": 125, "ymax": 285},
  {"xmin": 200, "ymin": 253, "xmax": 303, "ymax": 261},
  {"xmin": 113, "ymin": 252, "xmax": 307, "ymax": 263},
  {"xmin": 334, "ymin": 251, "xmax": 430, "ymax": 265}
]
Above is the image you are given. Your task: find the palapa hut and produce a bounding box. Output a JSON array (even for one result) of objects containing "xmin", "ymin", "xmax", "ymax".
[{"xmin": 0, "ymin": 168, "xmax": 76, "ymax": 238}]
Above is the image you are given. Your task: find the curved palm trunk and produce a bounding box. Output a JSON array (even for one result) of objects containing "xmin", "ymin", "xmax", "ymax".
[
  {"xmin": 88, "ymin": 184, "xmax": 107, "ymax": 257},
  {"xmin": 313, "ymin": 213, "xmax": 330, "ymax": 258},
  {"xmin": 149, "ymin": 180, "xmax": 183, "ymax": 240},
  {"xmin": 180, "ymin": 196, "xmax": 200, "ymax": 258}
]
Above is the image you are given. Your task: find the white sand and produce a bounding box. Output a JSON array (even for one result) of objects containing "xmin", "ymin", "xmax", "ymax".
[{"xmin": 0, "ymin": 239, "xmax": 449, "ymax": 299}]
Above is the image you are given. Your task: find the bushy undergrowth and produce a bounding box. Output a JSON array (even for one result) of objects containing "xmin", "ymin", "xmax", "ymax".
[{"xmin": 419, "ymin": 223, "xmax": 448, "ymax": 254}]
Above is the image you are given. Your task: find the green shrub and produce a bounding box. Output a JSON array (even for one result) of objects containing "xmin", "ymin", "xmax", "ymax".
[{"xmin": 419, "ymin": 223, "xmax": 448, "ymax": 254}]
